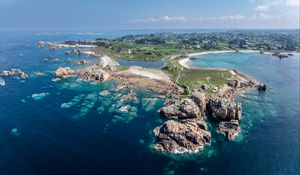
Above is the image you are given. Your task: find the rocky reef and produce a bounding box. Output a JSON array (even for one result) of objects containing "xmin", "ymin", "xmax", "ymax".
[
  {"xmin": 0, "ymin": 68, "xmax": 28, "ymax": 79},
  {"xmin": 153, "ymin": 119, "xmax": 211, "ymax": 153}
]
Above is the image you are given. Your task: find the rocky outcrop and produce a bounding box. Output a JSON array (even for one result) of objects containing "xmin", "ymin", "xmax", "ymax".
[
  {"xmin": 19, "ymin": 72, "xmax": 29, "ymax": 79},
  {"xmin": 159, "ymin": 99, "xmax": 200, "ymax": 119},
  {"xmin": 219, "ymin": 120, "xmax": 240, "ymax": 141},
  {"xmin": 258, "ymin": 84, "xmax": 267, "ymax": 91},
  {"xmin": 153, "ymin": 119, "xmax": 211, "ymax": 153},
  {"xmin": 159, "ymin": 91, "xmax": 206, "ymax": 119},
  {"xmin": 0, "ymin": 68, "xmax": 28, "ymax": 79},
  {"xmin": 79, "ymin": 67, "xmax": 110, "ymax": 82},
  {"xmin": 54, "ymin": 67, "xmax": 77, "ymax": 78},
  {"xmin": 207, "ymin": 98, "xmax": 242, "ymax": 121},
  {"xmin": 189, "ymin": 92, "xmax": 206, "ymax": 110}
]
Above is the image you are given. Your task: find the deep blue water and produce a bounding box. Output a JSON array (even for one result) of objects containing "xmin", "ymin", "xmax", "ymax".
[{"xmin": 0, "ymin": 31, "xmax": 299, "ymax": 175}]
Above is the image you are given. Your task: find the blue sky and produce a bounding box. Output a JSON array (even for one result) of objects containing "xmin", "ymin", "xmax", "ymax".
[{"xmin": 0, "ymin": 0, "xmax": 299, "ymax": 30}]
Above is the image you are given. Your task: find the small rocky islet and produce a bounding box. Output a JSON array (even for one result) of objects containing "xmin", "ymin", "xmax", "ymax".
[{"xmin": 0, "ymin": 39, "xmax": 270, "ymax": 155}]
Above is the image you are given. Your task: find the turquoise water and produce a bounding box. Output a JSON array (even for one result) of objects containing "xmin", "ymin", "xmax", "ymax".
[{"xmin": 0, "ymin": 32, "xmax": 299, "ymax": 175}]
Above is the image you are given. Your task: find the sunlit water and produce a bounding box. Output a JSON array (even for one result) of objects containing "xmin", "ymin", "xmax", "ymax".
[{"xmin": 0, "ymin": 32, "xmax": 299, "ymax": 175}]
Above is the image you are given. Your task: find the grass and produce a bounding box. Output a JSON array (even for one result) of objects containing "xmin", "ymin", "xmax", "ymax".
[{"xmin": 162, "ymin": 60, "xmax": 232, "ymax": 97}]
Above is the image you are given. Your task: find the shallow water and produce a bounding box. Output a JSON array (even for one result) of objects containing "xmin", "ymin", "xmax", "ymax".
[{"xmin": 0, "ymin": 32, "xmax": 299, "ymax": 175}]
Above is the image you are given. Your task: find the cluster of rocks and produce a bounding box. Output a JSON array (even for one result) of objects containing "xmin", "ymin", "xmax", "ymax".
[
  {"xmin": 207, "ymin": 97, "xmax": 242, "ymax": 140},
  {"xmin": 78, "ymin": 67, "xmax": 110, "ymax": 82},
  {"xmin": 67, "ymin": 58, "xmax": 88, "ymax": 65},
  {"xmin": 154, "ymin": 92, "xmax": 211, "ymax": 153},
  {"xmin": 153, "ymin": 119, "xmax": 211, "ymax": 153},
  {"xmin": 0, "ymin": 68, "xmax": 29, "ymax": 79},
  {"xmin": 219, "ymin": 120, "xmax": 240, "ymax": 140},
  {"xmin": 207, "ymin": 97, "xmax": 242, "ymax": 121},
  {"xmin": 54, "ymin": 67, "xmax": 77, "ymax": 78},
  {"xmin": 65, "ymin": 49, "xmax": 83, "ymax": 55}
]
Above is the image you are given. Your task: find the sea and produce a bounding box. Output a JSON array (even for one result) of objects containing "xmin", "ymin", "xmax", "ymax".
[{"xmin": 0, "ymin": 30, "xmax": 299, "ymax": 175}]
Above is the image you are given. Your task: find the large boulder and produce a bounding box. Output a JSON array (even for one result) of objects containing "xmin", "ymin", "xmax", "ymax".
[
  {"xmin": 159, "ymin": 99, "xmax": 200, "ymax": 119},
  {"xmin": 153, "ymin": 119, "xmax": 211, "ymax": 153},
  {"xmin": 219, "ymin": 120, "xmax": 241, "ymax": 141},
  {"xmin": 207, "ymin": 98, "xmax": 242, "ymax": 121},
  {"xmin": 54, "ymin": 67, "xmax": 77, "ymax": 78}
]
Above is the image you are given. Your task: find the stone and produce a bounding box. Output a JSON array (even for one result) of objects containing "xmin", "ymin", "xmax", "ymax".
[
  {"xmin": 219, "ymin": 120, "xmax": 241, "ymax": 141},
  {"xmin": 207, "ymin": 98, "xmax": 242, "ymax": 121},
  {"xmin": 159, "ymin": 98, "xmax": 200, "ymax": 119},
  {"xmin": 153, "ymin": 119, "xmax": 211, "ymax": 153}
]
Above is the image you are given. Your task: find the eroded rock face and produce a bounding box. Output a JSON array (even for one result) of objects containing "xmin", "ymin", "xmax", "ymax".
[
  {"xmin": 79, "ymin": 68, "xmax": 110, "ymax": 82},
  {"xmin": 54, "ymin": 67, "xmax": 77, "ymax": 78},
  {"xmin": 219, "ymin": 120, "xmax": 240, "ymax": 141},
  {"xmin": 153, "ymin": 119, "xmax": 211, "ymax": 153},
  {"xmin": 207, "ymin": 98, "xmax": 242, "ymax": 121},
  {"xmin": 159, "ymin": 98, "xmax": 200, "ymax": 119}
]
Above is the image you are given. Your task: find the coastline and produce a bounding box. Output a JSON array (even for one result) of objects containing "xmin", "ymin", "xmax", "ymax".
[{"xmin": 179, "ymin": 50, "xmax": 261, "ymax": 69}]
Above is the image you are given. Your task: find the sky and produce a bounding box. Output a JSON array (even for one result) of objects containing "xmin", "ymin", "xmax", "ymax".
[{"xmin": 0, "ymin": 0, "xmax": 299, "ymax": 30}]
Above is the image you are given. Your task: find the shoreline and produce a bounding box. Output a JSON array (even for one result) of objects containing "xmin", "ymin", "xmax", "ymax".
[
  {"xmin": 179, "ymin": 50, "xmax": 299, "ymax": 69},
  {"xmin": 179, "ymin": 50, "xmax": 261, "ymax": 69}
]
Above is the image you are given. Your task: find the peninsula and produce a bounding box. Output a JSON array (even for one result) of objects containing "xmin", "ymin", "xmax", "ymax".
[{"xmin": 6, "ymin": 30, "xmax": 298, "ymax": 154}]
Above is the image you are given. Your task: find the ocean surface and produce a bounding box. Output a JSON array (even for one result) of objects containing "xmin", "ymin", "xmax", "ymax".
[{"xmin": 0, "ymin": 31, "xmax": 299, "ymax": 175}]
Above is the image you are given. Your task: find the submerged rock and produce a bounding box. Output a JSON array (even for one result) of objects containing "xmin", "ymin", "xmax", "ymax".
[
  {"xmin": 31, "ymin": 92, "xmax": 50, "ymax": 100},
  {"xmin": 153, "ymin": 119, "xmax": 211, "ymax": 153},
  {"xmin": 219, "ymin": 120, "xmax": 241, "ymax": 141},
  {"xmin": 207, "ymin": 98, "xmax": 242, "ymax": 121},
  {"xmin": 54, "ymin": 67, "xmax": 77, "ymax": 78},
  {"xmin": 159, "ymin": 98, "xmax": 200, "ymax": 119}
]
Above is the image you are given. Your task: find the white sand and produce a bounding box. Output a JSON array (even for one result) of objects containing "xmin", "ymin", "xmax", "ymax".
[{"xmin": 126, "ymin": 66, "xmax": 171, "ymax": 81}]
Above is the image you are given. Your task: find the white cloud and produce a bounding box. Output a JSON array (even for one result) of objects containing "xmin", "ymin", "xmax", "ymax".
[
  {"xmin": 123, "ymin": 16, "xmax": 186, "ymax": 24},
  {"xmin": 123, "ymin": 15, "xmax": 246, "ymax": 24},
  {"xmin": 255, "ymin": 4, "xmax": 269, "ymax": 12}
]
